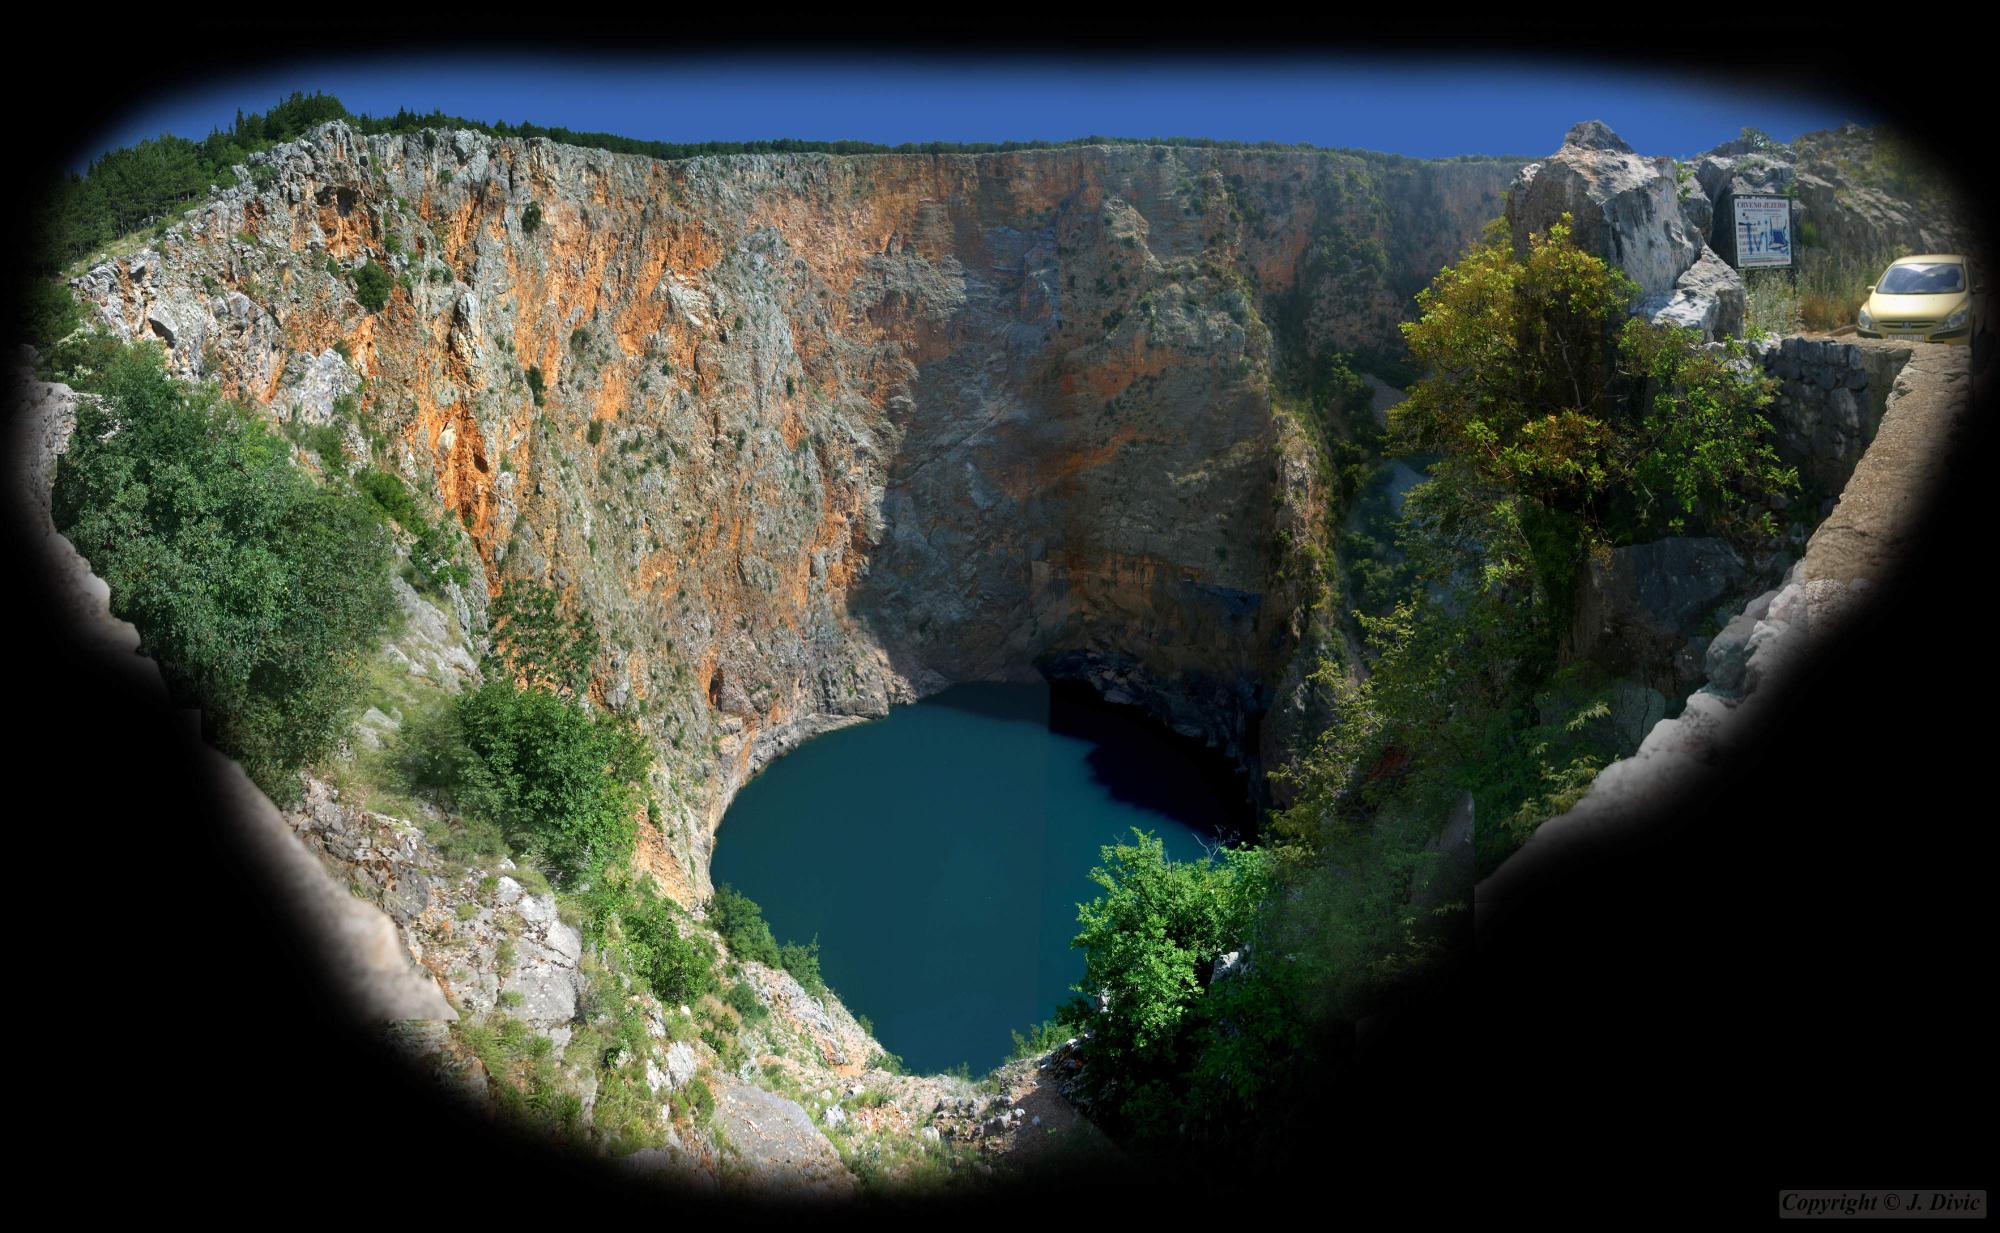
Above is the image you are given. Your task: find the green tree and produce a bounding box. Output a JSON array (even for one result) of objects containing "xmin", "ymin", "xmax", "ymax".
[
  {"xmin": 49, "ymin": 339, "xmax": 395, "ymax": 801},
  {"xmin": 1052, "ymin": 830, "xmax": 1324, "ymax": 1157},
  {"xmin": 1392, "ymin": 213, "xmax": 1791, "ymax": 623},
  {"xmin": 405, "ymin": 679, "xmax": 649, "ymax": 882},
  {"xmin": 1065, "ymin": 832, "xmax": 1269, "ymax": 1093}
]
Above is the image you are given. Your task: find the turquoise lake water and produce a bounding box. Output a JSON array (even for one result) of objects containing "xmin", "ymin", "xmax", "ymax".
[{"xmin": 710, "ymin": 682, "xmax": 1242, "ymax": 1076}]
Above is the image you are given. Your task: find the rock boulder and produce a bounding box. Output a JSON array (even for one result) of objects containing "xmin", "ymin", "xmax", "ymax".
[{"xmin": 1508, "ymin": 121, "xmax": 1742, "ymax": 342}]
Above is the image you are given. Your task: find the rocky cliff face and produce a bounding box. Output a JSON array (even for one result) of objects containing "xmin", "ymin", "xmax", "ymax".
[
  {"xmin": 1692, "ymin": 124, "xmax": 1982, "ymax": 274},
  {"xmin": 70, "ymin": 122, "xmax": 1522, "ymax": 896}
]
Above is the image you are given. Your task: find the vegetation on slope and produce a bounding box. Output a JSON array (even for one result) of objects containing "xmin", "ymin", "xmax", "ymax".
[
  {"xmin": 394, "ymin": 577, "xmax": 646, "ymax": 884},
  {"xmin": 29, "ymin": 294, "xmax": 892, "ymax": 1179},
  {"xmin": 44, "ymin": 327, "xmax": 395, "ymax": 803},
  {"xmin": 1039, "ymin": 213, "xmax": 1796, "ymax": 1173},
  {"xmin": 708, "ymin": 884, "xmax": 828, "ymax": 999}
]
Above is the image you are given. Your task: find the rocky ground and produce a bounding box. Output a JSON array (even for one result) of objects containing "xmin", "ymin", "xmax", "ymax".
[{"xmin": 290, "ymin": 750, "xmax": 1082, "ymax": 1198}]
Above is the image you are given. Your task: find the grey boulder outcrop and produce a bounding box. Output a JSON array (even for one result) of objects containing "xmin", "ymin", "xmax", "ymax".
[
  {"xmin": 1508, "ymin": 121, "xmax": 1743, "ymax": 342},
  {"xmin": 1570, "ymin": 537, "xmax": 1754, "ymax": 694}
]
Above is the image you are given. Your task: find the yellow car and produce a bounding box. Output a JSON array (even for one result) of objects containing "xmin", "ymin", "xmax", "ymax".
[{"xmin": 1856, "ymin": 254, "xmax": 1978, "ymax": 344}]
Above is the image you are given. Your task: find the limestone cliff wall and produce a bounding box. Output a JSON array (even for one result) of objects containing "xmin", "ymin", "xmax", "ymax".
[{"xmin": 69, "ymin": 123, "xmax": 1521, "ymax": 897}]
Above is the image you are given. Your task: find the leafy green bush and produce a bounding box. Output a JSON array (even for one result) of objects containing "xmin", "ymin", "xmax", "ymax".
[
  {"xmin": 1008, "ymin": 1019, "xmax": 1070, "ymax": 1061},
  {"xmin": 779, "ymin": 938, "xmax": 826, "ymax": 1000},
  {"xmin": 669, "ymin": 1075, "xmax": 714, "ymax": 1126},
  {"xmin": 1059, "ymin": 830, "xmax": 1281, "ymax": 1149},
  {"xmin": 706, "ymin": 884, "xmax": 782, "ymax": 967},
  {"xmin": 292, "ymin": 420, "xmax": 346, "ymax": 465},
  {"xmin": 351, "ymin": 260, "xmax": 393, "ymax": 312},
  {"xmin": 521, "ymin": 202, "xmax": 543, "ymax": 235},
  {"xmin": 574, "ymin": 871, "xmax": 716, "ymax": 1004},
  {"xmin": 525, "ymin": 365, "xmax": 546, "ymax": 407},
  {"xmin": 22, "ymin": 280, "xmax": 83, "ymax": 352},
  {"xmin": 49, "ymin": 338, "xmax": 395, "ymax": 801},
  {"xmin": 704, "ymin": 884, "xmax": 825, "ymax": 994},
  {"xmin": 401, "ymin": 679, "xmax": 649, "ymax": 883},
  {"xmin": 354, "ymin": 469, "xmax": 469, "ymax": 594},
  {"xmin": 725, "ymin": 979, "xmax": 767, "ymax": 1021},
  {"xmin": 1068, "ymin": 831, "xmax": 1269, "ymax": 1061}
]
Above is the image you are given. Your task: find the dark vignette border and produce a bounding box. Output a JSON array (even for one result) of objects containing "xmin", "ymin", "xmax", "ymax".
[{"xmin": 5, "ymin": 20, "xmax": 1992, "ymax": 1221}]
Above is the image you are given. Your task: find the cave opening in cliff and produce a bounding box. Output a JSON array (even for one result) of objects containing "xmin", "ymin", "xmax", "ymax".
[{"xmin": 710, "ymin": 678, "xmax": 1253, "ymax": 1076}]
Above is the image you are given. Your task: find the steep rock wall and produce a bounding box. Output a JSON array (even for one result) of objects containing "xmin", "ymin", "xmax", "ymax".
[{"xmin": 70, "ymin": 123, "xmax": 1522, "ymax": 898}]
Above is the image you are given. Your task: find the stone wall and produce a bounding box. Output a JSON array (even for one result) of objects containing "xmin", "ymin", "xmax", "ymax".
[{"xmin": 1751, "ymin": 335, "xmax": 1914, "ymax": 501}]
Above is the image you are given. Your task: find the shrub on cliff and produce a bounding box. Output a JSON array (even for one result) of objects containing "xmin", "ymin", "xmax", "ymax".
[
  {"xmin": 403, "ymin": 679, "xmax": 650, "ymax": 883},
  {"xmin": 49, "ymin": 338, "xmax": 396, "ymax": 802},
  {"xmin": 707, "ymin": 884, "xmax": 782, "ymax": 967},
  {"xmin": 1067, "ymin": 830, "xmax": 1269, "ymax": 1058},
  {"xmin": 22, "ymin": 280, "xmax": 83, "ymax": 353},
  {"xmin": 706, "ymin": 884, "xmax": 826, "ymax": 996},
  {"xmin": 572, "ymin": 868, "xmax": 717, "ymax": 1005},
  {"xmin": 350, "ymin": 260, "xmax": 393, "ymax": 312},
  {"xmin": 486, "ymin": 578, "xmax": 600, "ymax": 697},
  {"xmin": 1059, "ymin": 831, "xmax": 1280, "ymax": 1146},
  {"xmin": 1392, "ymin": 214, "xmax": 1792, "ymax": 619},
  {"xmin": 354, "ymin": 469, "xmax": 470, "ymax": 595}
]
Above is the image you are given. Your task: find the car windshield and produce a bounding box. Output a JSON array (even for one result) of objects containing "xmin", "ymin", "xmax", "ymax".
[{"xmin": 1878, "ymin": 263, "xmax": 1965, "ymax": 294}]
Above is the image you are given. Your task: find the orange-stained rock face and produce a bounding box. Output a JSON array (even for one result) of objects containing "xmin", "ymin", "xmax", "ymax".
[{"xmin": 71, "ymin": 121, "xmax": 1521, "ymax": 901}]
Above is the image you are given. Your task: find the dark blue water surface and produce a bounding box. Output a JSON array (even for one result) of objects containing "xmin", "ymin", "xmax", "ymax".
[{"xmin": 711, "ymin": 681, "xmax": 1243, "ymax": 1076}]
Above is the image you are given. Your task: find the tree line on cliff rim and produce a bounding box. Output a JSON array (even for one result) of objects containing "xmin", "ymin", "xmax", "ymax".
[
  {"xmin": 32, "ymin": 198, "xmax": 1787, "ymax": 1170},
  {"xmin": 30, "ymin": 88, "xmax": 1514, "ymax": 274}
]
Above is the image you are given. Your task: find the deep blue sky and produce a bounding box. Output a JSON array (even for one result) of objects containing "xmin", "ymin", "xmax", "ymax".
[{"xmin": 82, "ymin": 55, "xmax": 1871, "ymax": 168}]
